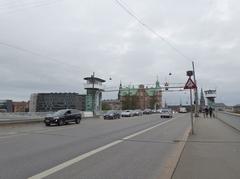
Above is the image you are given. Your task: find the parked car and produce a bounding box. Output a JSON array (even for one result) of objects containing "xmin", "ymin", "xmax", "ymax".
[
  {"xmin": 143, "ymin": 109, "xmax": 152, "ymax": 114},
  {"xmin": 133, "ymin": 110, "xmax": 143, "ymax": 116},
  {"xmin": 44, "ymin": 109, "xmax": 82, "ymax": 126},
  {"xmin": 121, "ymin": 110, "xmax": 133, "ymax": 117},
  {"xmin": 104, "ymin": 110, "xmax": 121, "ymax": 119},
  {"xmin": 160, "ymin": 108, "xmax": 173, "ymax": 118}
]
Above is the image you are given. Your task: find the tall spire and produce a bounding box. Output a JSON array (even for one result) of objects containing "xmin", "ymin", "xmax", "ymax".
[
  {"xmin": 118, "ymin": 81, "xmax": 122, "ymax": 100},
  {"xmin": 155, "ymin": 75, "xmax": 160, "ymax": 88}
]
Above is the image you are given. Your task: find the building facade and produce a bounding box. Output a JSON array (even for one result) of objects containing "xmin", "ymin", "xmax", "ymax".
[
  {"xmin": 84, "ymin": 74, "xmax": 105, "ymax": 114},
  {"xmin": 0, "ymin": 100, "xmax": 13, "ymax": 112},
  {"xmin": 29, "ymin": 93, "xmax": 86, "ymax": 112},
  {"xmin": 119, "ymin": 80, "xmax": 162, "ymax": 110},
  {"xmin": 13, "ymin": 101, "xmax": 29, "ymax": 112},
  {"xmin": 102, "ymin": 99, "xmax": 122, "ymax": 110}
]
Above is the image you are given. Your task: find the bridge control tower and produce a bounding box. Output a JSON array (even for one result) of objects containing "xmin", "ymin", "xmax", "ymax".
[
  {"xmin": 204, "ymin": 89, "xmax": 216, "ymax": 108},
  {"xmin": 84, "ymin": 73, "xmax": 105, "ymax": 115}
]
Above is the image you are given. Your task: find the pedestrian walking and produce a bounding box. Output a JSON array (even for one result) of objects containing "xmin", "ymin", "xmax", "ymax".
[
  {"xmin": 209, "ymin": 107, "xmax": 213, "ymax": 118},
  {"xmin": 204, "ymin": 106, "xmax": 209, "ymax": 118}
]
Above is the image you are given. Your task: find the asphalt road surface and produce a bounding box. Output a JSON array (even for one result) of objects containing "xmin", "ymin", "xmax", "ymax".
[{"xmin": 0, "ymin": 113, "xmax": 190, "ymax": 179}]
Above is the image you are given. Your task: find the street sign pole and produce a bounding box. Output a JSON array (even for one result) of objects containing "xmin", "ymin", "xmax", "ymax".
[
  {"xmin": 190, "ymin": 88, "xmax": 194, "ymax": 134},
  {"xmin": 184, "ymin": 72, "xmax": 196, "ymax": 135}
]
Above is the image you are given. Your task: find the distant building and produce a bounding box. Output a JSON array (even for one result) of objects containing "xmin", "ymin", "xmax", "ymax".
[
  {"xmin": 102, "ymin": 99, "xmax": 122, "ymax": 110},
  {"xmin": 13, "ymin": 101, "xmax": 29, "ymax": 112},
  {"xmin": 119, "ymin": 80, "xmax": 162, "ymax": 110},
  {"xmin": 84, "ymin": 74, "xmax": 105, "ymax": 114},
  {"xmin": 29, "ymin": 93, "xmax": 86, "ymax": 112},
  {"xmin": 0, "ymin": 100, "xmax": 13, "ymax": 112},
  {"xmin": 204, "ymin": 89, "xmax": 216, "ymax": 108}
]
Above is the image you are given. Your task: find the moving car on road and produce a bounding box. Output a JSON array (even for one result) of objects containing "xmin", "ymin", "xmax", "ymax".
[
  {"xmin": 133, "ymin": 109, "xmax": 143, "ymax": 116},
  {"xmin": 121, "ymin": 110, "xmax": 133, "ymax": 117},
  {"xmin": 143, "ymin": 109, "xmax": 152, "ymax": 114},
  {"xmin": 160, "ymin": 108, "xmax": 173, "ymax": 118},
  {"xmin": 44, "ymin": 109, "xmax": 82, "ymax": 126},
  {"xmin": 103, "ymin": 110, "xmax": 121, "ymax": 120}
]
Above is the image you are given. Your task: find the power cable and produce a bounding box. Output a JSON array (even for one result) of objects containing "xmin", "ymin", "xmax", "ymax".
[
  {"xmin": 114, "ymin": 0, "xmax": 193, "ymax": 62},
  {"xmin": 0, "ymin": 0, "xmax": 64, "ymax": 15},
  {"xmin": 0, "ymin": 41, "xmax": 82, "ymax": 72}
]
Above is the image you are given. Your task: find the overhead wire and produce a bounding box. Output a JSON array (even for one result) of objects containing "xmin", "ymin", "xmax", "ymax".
[
  {"xmin": 0, "ymin": 41, "xmax": 83, "ymax": 73},
  {"xmin": 0, "ymin": 0, "xmax": 64, "ymax": 15},
  {"xmin": 114, "ymin": 0, "xmax": 193, "ymax": 62}
]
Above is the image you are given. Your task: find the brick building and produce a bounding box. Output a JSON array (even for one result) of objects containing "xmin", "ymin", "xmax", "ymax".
[
  {"xmin": 119, "ymin": 80, "xmax": 162, "ymax": 110},
  {"xmin": 13, "ymin": 101, "xmax": 29, "ymax": 112},
  {"xmin": 102, "ymin": 99, "xmax": 122, "ymax": 110}
]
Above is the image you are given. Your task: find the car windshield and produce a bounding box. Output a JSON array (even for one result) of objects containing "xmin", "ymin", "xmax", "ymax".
[
  {"xmin": 52, "ymin": 110, "xmax": 69, "ymax": 117},
  {"xmin": 106, "ymin": 111, "xmax": 114, "ymax": 114},
  {"xmin": 162, "ymin": 109, "xmax": 170, "ymax": 113}
]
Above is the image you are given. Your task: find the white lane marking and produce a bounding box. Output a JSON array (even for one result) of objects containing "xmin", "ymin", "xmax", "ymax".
[{"xmin": 28, "ymin": 117, "xmax": 176, "ymax": 179}]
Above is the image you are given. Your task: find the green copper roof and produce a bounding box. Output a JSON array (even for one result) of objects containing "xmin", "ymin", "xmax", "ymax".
[
  {"xmin": 146, "ymin": 88, "xmax": 157, "ymax": 96},
  {"xmin": 119, "ymin": 87, "xmax": 138, "ymax": 96}
]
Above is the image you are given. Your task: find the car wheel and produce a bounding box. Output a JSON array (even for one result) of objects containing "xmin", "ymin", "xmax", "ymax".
[
  {"xmin": 45, "ymin": 123, "xmax": 50, "ymax": 126},
  {"xmin": 58, "ymin": 119, "xmax": 64, "ymax": 126},
  {"xmin": 75, "ymin": 118, "xmax": 80, "ymax": 124}
]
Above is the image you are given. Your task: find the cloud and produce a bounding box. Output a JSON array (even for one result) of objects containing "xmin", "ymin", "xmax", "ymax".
[{"xmin": 0, "ymin": 0, "xmax": 239, "ymax": 105}]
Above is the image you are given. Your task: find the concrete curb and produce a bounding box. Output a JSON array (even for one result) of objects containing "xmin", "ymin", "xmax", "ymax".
[
  {"xmin": 160, "ymin": 125, "xmax": 192, "ymax": 179},
  {"xmin": 216, "ymin": 116, "xmax": 240, "ymax": 133},
  {"xmin": 222, "ymin": 111, "xmax": 240, "ymax": 117}
]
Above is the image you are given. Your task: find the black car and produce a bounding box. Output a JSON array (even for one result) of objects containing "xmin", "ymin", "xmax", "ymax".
[
  {"xmin": 104, "ymin": 110, "xmax": 121, "ymax": 120},
  {"xmin": 143, "ymin": 109, "xmax": 152, "ymax": 115},
  {"xmin": 44, "ymin": 109, "xmax": 82, "ymax": 126}
]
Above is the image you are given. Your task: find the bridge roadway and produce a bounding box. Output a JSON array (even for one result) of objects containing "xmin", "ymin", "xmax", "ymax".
[{"xmin": 0, "ymin": 113, "xmax": 190, "ymax": 179}]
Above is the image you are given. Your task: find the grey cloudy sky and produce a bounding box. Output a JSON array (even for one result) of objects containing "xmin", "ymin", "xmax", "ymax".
[{"xmin": 0, "ymin": 0, "xmax": 239, "ymax": 105}]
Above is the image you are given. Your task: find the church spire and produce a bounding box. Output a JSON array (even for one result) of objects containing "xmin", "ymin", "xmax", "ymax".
[{"xmin": 155, "ymin": 76, "xmax": 160, "ymax": 88}]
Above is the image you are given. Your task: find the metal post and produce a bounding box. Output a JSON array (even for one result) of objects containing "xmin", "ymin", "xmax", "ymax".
[
  {"xmin": 92, "ymin": 72, "xmax": 95, "ymax": 116},
  {"xmin": 192, "ymin": 61, "xmax": 199, "ymax": 117},
  {"xmin": 190, "ymin": 89, "xmax": 194, "ymax": 134}
]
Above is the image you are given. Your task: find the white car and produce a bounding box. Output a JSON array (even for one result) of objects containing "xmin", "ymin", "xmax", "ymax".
[
  {"xmin": 160, "ymin": 108, "xmax": 173, "ymax": 118},
  {"xmin": 121, "ymin": 110, "xmax": 133, "ymax": 117},
  {"xmin": 179, "ymin": 107, "xmax": 187, "ymax": 113}
]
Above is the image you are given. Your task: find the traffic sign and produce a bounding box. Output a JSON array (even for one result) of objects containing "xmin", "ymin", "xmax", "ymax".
[{"xmin": 184, "ymin": 77, "xmax": 197, "ymax": 89}]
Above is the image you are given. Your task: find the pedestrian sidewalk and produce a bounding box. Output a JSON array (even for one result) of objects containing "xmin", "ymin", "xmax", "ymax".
[{"xmin": 172, "ymin": 116, "xmax": 240, "ymax": 179}]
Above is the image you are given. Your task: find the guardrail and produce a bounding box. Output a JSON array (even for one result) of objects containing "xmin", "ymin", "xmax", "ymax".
[{"xmin": 216, "ymin": 111, "xmax": 240, "ymax": 131}]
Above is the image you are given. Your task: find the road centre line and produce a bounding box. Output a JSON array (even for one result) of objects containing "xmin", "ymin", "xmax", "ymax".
[{"xmin": 28, "ymin": 117, "xmax": 177, "ymax": 179}]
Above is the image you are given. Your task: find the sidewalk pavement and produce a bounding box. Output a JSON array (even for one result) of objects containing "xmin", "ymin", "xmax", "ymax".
[{"xmin": 172, "ymin": 116, "xmax": 240, "ymax": 179}]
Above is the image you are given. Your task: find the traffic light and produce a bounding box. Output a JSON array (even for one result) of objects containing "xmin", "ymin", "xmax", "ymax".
[{"xmin": 165, "ymin": 82, "xmax": 169, "ymax": 90}]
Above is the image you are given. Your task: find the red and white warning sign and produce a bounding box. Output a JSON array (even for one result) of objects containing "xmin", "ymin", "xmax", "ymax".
[{"xmin": 184, "ymin": 77, "xmax": 197, "ymax": 89}]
